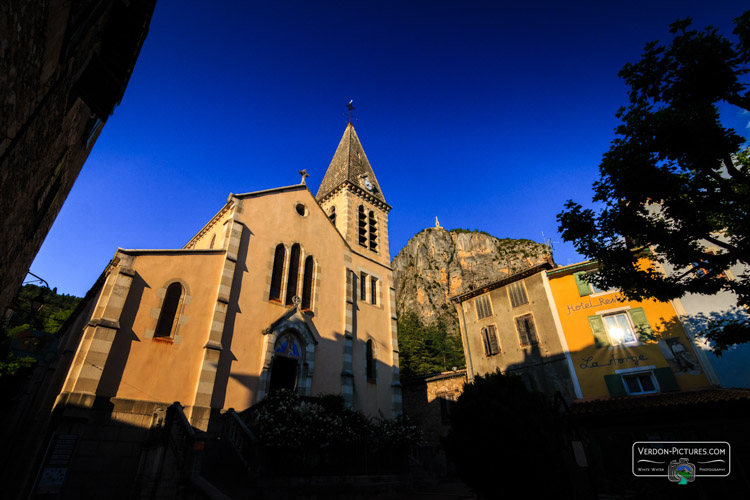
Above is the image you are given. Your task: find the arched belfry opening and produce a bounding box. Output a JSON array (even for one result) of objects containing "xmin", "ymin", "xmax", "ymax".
[{"xmin": 258, "ymin": 308, "xmax": 320, "ymax": 402}]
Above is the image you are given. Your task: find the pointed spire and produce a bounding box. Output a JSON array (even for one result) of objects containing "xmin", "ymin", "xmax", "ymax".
[{"xmin": 316, "ymin": 123, "xmax": 387, "ymax": 204}]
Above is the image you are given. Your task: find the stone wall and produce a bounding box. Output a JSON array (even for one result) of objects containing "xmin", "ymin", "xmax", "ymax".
[
  {"xmin": 0, "ymin": 0, "xmax": 155, "ymax": 316},
  {"xmin": 402, "ymin": 369, "xmax": 466, "ymax": 445},
  {"xmin": 29, "ymin": 395, "xmax": 170, "ymax": 499}
]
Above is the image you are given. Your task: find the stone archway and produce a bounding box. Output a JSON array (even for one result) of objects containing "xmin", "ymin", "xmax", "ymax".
[
  {"xmin": 257, "ymin": 309, "xmax": 319, "ymax": 402},
  {"xmin": 268, "ymin": 332, "xmax": 302, "ymax": 393}
]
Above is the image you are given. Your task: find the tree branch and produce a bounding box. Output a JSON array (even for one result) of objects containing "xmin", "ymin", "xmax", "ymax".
[
  {"xmin": 722, "ymin": 154, "xmax": 743, "ymax": 179},
  {"xmin": 703, "ymin": 235, "xmax": 739, "ymax": 253}
]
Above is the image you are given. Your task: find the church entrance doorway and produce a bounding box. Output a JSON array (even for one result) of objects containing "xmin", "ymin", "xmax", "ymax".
[{"xmin": 268, "ymin": 331, "xmax": 302, "ymax": 393}]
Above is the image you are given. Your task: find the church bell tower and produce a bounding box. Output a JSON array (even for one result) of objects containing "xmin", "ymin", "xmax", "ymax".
[{"xmin": 316, "ymin": 123, "xmax": 391, "ymax": 265}]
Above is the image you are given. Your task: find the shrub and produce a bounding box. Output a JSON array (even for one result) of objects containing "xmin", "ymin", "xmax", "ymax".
[{"xmin": 444, "ymin": 371, "xmax": 570, "ymax": 498}]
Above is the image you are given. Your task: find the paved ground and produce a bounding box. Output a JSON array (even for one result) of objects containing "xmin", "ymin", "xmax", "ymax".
[{"xmin": 391, "ymin": 480, "xmax": 477, "ymax": 500}]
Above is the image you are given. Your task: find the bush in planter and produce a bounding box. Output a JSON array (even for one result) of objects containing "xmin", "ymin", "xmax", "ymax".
[{"xmin": 245, "ymin": 390, "xmax": 420, "ymax": 475}]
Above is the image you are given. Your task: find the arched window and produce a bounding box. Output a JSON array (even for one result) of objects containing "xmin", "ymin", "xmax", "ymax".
[
  {"xmin": 154, "ymin": 282, "xmax": 183, "ymax": 338},
  {"xmin": 285, "ymin": 244, "xmax": 301, "ymax": 305},
  {"xmin": 366, "ymin": 339, "xmax": 376, "ymax": 381},
  {"xmin": 209, "ymin": 234, "xmax": 216, "ymax": 249},
  {"xmin": 358, "ymin": 206, "xmax": 367, "ymax": 247},
  {"xmin": 328, "ymin": 206, "xmax": 336, "ymax": 225},
  {"xmin": 368, "ymin": 210, "xmax": 377, "ymax": 251},
  {"xmin": 275, "ymin": 332, "xmax": 302, "ymax": 359},
  {"xmin": 301, "ymin": 256, "xmax": 314, "ymax": 310},
  {"xmin": 269, "ymin": 244, "xmax": 285, "ymax": 301}
]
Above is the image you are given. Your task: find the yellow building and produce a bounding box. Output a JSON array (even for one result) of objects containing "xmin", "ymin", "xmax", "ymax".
[
  {"xmin": 55, "ymin": 123, "xmax": 401, "ymax": 432},
  {"xmin": 546, "ymin": 261, "xmax": 711, "ymax": 399}
]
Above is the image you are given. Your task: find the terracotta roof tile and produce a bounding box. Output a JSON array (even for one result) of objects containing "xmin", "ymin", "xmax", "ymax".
[{"xmin": 571, "ymin": 388, "xmax": 750, "ymax": 415}]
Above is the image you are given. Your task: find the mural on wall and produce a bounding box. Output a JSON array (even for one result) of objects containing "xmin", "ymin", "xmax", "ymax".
[{"xmin": 658, "ymin": 338, "xmax": 701, "ymax": 375}]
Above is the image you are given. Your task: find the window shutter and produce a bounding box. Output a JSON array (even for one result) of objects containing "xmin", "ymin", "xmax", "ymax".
[
  {"xmin": 515, "ymin": 317, "xmax": 530, "ymax": 347},
  {"xmin": 588, "ymin": 315, "xmax": 609, "ymax": 347},
  {"xmin": 525, "ymin": 317, "xmax": 538, "ymax": 344},
  {"xmin": 508, "ymin": 281, "xmax": 529, "ymax": 307},
  {"xmin": 629, "ymin": 307, "xmax": 653, "ymax": 341},
  {"xmin": 358, "ymin": 206, "xmax": 367, "ymax": 247},
  {"xmin": 574, "ymin": 272, "xmax": 592, "ymax": 296},
  {"xmin": 476, "ymin": 295, "xmax": 492, "ymax": 319},
  {"xmin": 604, "ymin": 374, "xmax": 628, "ymax": 397},
  {"xmin": 488, "ymin": 325, "xmax": 500, "ymax": 355},
  {"xmin": 654, "ymin": 367, "xmax": 679, "ymax": 392}
]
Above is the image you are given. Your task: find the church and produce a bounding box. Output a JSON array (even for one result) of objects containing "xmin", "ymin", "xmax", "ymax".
[{"xmin": 55, "ymin": 122, "xmax": 401, "ymax": 431}]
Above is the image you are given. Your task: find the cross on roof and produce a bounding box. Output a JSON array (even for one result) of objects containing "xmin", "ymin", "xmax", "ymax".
[{"xmin": 299, "ymin": 169, "xmax": 309, "ymax": 185}]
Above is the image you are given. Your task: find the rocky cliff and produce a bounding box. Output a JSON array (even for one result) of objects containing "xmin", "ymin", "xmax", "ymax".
[{"xmin": 392, "ymin": 227, "xmax": 551, "ymax": 329}]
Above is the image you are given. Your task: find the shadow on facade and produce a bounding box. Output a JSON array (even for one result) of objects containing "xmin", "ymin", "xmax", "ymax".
[
  {"xmin": 97, "ymin": 272, "xmax": 148, "ymax": 395},
  {"xmin": 212, "ymin": 226, "xmax": 251, "ymax": 409},
  {"xmin": 402, "ymin": 336, "xmax": 750, "ymax": 499}
]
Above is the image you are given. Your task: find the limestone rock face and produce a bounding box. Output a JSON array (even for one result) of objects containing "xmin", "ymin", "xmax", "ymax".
[{"xmin": 392, "ymin": 228, "xmax": 551, "ymax": 329}]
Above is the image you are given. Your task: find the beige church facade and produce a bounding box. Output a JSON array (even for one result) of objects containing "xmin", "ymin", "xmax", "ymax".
[{"xmin": 57, "ymin": 123, "xmax": 401, "ymax": 430}]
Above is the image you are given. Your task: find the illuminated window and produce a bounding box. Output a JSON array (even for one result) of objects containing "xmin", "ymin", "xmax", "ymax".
[
  {"xmin": 589, "ymin": 308, "xmax": 652, "ymax": 347},
  {"xmin": 603, "ymin": 312, "xmax": 637, "ymax": 345}
]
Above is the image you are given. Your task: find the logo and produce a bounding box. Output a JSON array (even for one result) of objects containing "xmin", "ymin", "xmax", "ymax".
[
  {"xmin": 632, "ymin": 441, "xmax": 730, "ymax": 484},
  {"xmin": 668, "ymin": 458, "xmax": 695, "ymax": 485}
]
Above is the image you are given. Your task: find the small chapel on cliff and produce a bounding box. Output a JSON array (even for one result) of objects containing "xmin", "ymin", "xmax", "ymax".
[{"xmin": 55, "ymin": 123, "xmax": 401, "ymax": 430}]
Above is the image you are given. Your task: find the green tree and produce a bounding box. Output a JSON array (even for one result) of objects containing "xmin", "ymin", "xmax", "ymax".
[
  {"xmin": 0, "ymin": 285, "xmax": 82, "ymax": 397},
  {"xmin": 397, "ymin": 310, "xmax": 465, "ymax": 378},
  {"xmin": 558, "ymin": 11, "xmax": 750, "ymax": 353},
  {"xmin": 444, "ymin": 371, "xmax": 569, "ymax": 498}
]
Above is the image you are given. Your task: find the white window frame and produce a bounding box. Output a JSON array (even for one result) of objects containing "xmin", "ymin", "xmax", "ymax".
[
  {"xmin": 597, "ymin": 308, "xmax": 639, "ymax": 346},
  {"xmin": 616, "ymin": 366, "xmax": 659, "ymax": 395}
]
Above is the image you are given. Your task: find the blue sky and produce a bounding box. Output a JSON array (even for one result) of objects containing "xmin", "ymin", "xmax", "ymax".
[{"xmin": 31, "ymin": 1, "xmax": 750, "ymax": 297}]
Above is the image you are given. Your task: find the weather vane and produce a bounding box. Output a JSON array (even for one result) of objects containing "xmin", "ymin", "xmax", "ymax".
[{"xmin": 344, "ymin": 99, "xmax": 357, "ymax": 123}]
